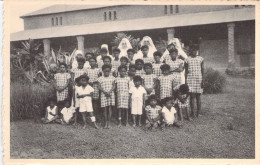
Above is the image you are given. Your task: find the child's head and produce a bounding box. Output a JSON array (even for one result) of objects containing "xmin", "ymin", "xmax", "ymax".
[
  {"xmin": 144, "ymin": 63, "xmax": 153, "ymax": 75},
  {"xmin": 169, "ymin": 48, "xmax": 178, "ymax": 60},
  {"xmin": 113, "ymin": 48, "xmax": 121, "ymax": 59},
  {"xmin": 135, "ymin": 59, "xmax": 144, "ymax": 70},
  {"xmin": 77, "ymin": 57, "xmax": 85, "ymax": 69},
  {"xmin": 89, "ymin": 57, "xmax": 97, "ymax": 68},
  {"xmin": 85, "ymin": 52, "xmax": 94, "ymax": 61},
  {"xmin": 100, "ymin": 48, "xmax": 108, "ymax": 57},
  {"xmin": 167, "ymin": 43, "xmax": 176, "ymax": 51},
  {"xmin": 179, "ymin": 84, "xmax": 189, "ymax": 94},
  {"xmin": 75, "ymin": 76, "xmax": 81, "ymax": 86},
  {"xmin": 102, "ymin": 64, "xmax": 112, "ymax": 77},
  {"xmin": 118, "ymin": 65, "xmax": 128, "ymax": 77},
  {"xmin": 127, "ymin": 49, "xmax": 135, "ymax": 60},
  {"xmin": 189, "ymin": 45, "xmax": 198, "ymax": 57},
  {"xmin": 48, "ymin": 97, "xmax": 57, "ymax": 108},
  {"xmin": 163, "ymin": 97, "xmax": 173, "ymax": 109},
  {"xmin": 133, "ymin": 75, "xmax": 142, "ymax": 87},
  {"xmin": 64, "ymin": 99, "xmax": 71, "ymax": 108},
  {"xmin": 102, "ymin": 56, "xmax": 112, "ymax": 65},
  {"xmin": 78, "ymin": 74, "xmax": 89, "ymax": 87},
  {"xmin": 160, "ymin": 64, "xmax": 170, "ymax": 75},
  {"xmin": 141, "ymin": 45, "xmax": 149, "ymax": 56},
  {"xmin": 153, "ymin": 51, "xmax": 162, "ymax": 63},
  {"xmin": 128, "ymin": 64, "xmax": 136, "ymax": 77},
  {"xmin": 148, "ymin": 95, "xmax": 158, "ymax": 107},
  {"xmin": 59, "ymin": 63, "xmax": 67, "ymax": 73},
  {"xmin": 120, "ymin": 56, "xmax": 129, "ymax": 66}
]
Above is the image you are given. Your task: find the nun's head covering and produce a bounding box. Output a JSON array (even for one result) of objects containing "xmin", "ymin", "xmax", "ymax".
[
  {"xmin": 101, "ymin": 44, "xmax": 110, "ymax": 56},
  {"xmin": 75, "ymin": 50, "xmax": 84, "ymax": 59},
  {"xmin": 118, "ymin": 38, "xmax": 132, "ymax": 57}
]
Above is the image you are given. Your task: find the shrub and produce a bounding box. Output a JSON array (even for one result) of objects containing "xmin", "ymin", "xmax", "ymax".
[
  {"xmin": 10, "ymin": 82, "xmax": 55, "ymax": 121},
  {"xmin": 203, "ymin": 68, "xmax": 226, "ymax": 94},
  {"xmin": 226, "ymin": 67, "xmax": 255, "ymax": 79}
]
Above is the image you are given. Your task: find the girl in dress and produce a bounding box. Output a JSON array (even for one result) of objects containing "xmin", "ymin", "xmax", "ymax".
[
  {"xmin": 145, "ymin": 95, "xmax": 162, "ymax": 129},
  {"xmin": 140, "ymin": 45, "xmax": 154, "ymax": 64},
  {"xmin": 142, "ymin": 63, "xmax": 157, "ymax": 100},
  {"xmin": 128, "ymin": 64, "xmax": 136, "ymax": 90},
  {"xmin": 118, "ymin": 38, "xmax": 133, "ymax": 59},
  {"xmin": 111, "ymin": 48, "xmax": 121, "ymax": 76},
  {"xmin": 174, "ymin": 84, "xmax": 190, "ymax": 121},
  {"xmin": 152, "ymin": 51, "xmax": 163, "ymax": 77},
  {"xmin": 41, "ymin": 98, "xmax": 58, "ymax": 124},
  {"xmin": 135, "ymin": 59, "xmax": 145, "ymax": 76}
]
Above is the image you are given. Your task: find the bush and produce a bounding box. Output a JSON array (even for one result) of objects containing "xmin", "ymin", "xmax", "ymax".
[
  {"xmin": 203, "ymin": 68, "xmax": 226, "ymax": 94},
  {"xmin": 226, "ymin": 67, "xmax": 255, "ymax": 79},
  {"xmin": 10, "ymin": 82, "xmax": 56, "ymax": 121}
]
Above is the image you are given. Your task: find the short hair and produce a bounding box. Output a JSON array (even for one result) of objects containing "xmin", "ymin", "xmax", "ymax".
[
  {"xmin": 128, "ymin": 64, "xmax": 136, "ymax": 70},
  {"xmin": 133, "ymin": 75, "xmax": 142, "ymax": 82},
  {"xmin": 88, "ymin": 57, "xmax": 97, "ymax": 62},
  {"xmin": 162, "ymin": 97, "xmax": 173, "ymax": 105},
  {"xmin": 118, "ymin": 65, "xmax": 128, "ymax": 71},
  {"xmin": 141, "ymin": 45, "xmax": 149, "ymax": 51},
  {"xmin": 135, "ymin": 59, "xmax": 144, "ymax": 65},
  {"xmin": 76, "ymin": 57, "xmax": 86, "ymax": 63},
  {"xmin": 59, "ymin": 63, "xmax": 67, "ymax": 68},
  {"xmin": 102, "ymin": 55, "xmax": 112, "ymax": 62},
  {"xmin": 120, "ymin": 56, "xmax": 129, "ymax": 63},
  {"xmin": 100, "ymin": 48, "xmax": 108, "ymax": 54},
  {"xmin": 160, "ymin": 64, "xmax": 170, "ymax": 71},
  {"xmin": 127, "ymin": 49, "xmax": 135, "ymax": 54},
  {"xmin": 148, "ymin": 95, "xmax": 158, "ymax": 103},
  {"xmin": 78, "ymin": 74, "xmax": 90, "ymax": 82},
  {"xmin": 153, "ymin": 51, "xmax": 162, "ymax": 57},
  {"xmin": 102, "ymin": 64, "xmax": 112, "ymax": 71},
  {"xmin": 144, "ymin": 63, "xmax": 153, "ymax": 69},
  {"xmin": 169, "ymin": 48, "xmax": 178, "ymax": 54},
  {"xmin": 85, "ymin": 52, "xmax": 94, "ymax": 57},
  {"xmin": 179, "ymin": 84, "xmax": 189, "ymax": 94},
  {"xmin": 113, "ymin": 48, "xmax": 121, "ymax": 53}
]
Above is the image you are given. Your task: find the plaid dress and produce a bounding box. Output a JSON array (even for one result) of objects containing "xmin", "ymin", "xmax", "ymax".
[
  {"xmin": 176, "ymin": 94, "xmax": 190, "ymax": 109},
  {"xmin": 143, "ymin": 57, "xmax": 154, "ymax": 64},
  {"xmin": 145, "ymin": 105, "xmax": 162, "ymax": 120},
  {"xmin": 111, "ymin": 59, "xmax": 121, "ymax": 71},
  {"xmin": 115, "ymin": 77, "xmax": 130, "ymax": 108},
  {"xmin": 166, "ymin": 59, "xmax": 184, "ymax": 86},
  {"xmin": 152, "ymin": 63, "xmax": 163, "ymax": 77},
  {"xmin": 135, "ymin": 69, "xmax": 146, "ymax": 77},
  {"xmin": 54, "ymin": 73, "xmax": 71, "ymax": 101},
  {"xmin": 86, "ymin": 68, "xmax": 101, "ymax": 100},
  {"xmin": 158, "ymin": 74, "xmax": 178, "ymax": 100},
  {"xmin": 142, "ymin": 74, "xmax": 157, "ymax": 99},
  {"xmin": 186, "ymin": 56, "xmax": 204, "ymax": 93},
  {"xmin": 71, "ymin": 68, "xmax": 87, "ymax": 80},
  {"xmin": 97, "ymin": 76, "xmax": 115, "ymax": 107}
]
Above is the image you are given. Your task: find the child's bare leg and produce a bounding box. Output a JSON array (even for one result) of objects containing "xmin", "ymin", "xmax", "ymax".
[
  {"xmin": 190, "ymin": 93, "xmax": 195, "ymax": 118},
  {"xmin": 185, "ymin": 107, "xmax": 191, "ymax": 121},
  {"xmin": 118, "ymin": 108, "xmax": 122, "ymax": 126},
  {"xmin": 103, "ymin": 107, "xmax": 108, "ymax": 128},
  {"xmin": 132, "ymin": 115, "xmax": 136, "ymax": 127},
  {"xmin": 107, "ymin": 106, "xmax": 112, "ymax": 129},
  {"xmin": 138, "ymin": 115, "xmax": 142, "ymax": 127},
  {"xmin": 179, "ymin": 108, "xmax": 183, "ymax": 122},
  {"xmin": 74, "ymin": 108, "xmax": 79, "ymax": 125},
  {"xmin": 89, "ymin": 112, "xmax": 99, "ymax": 129},
  {"xmin": 125, "ymin": 109, "xmax": 129, "ymax": 126},
  {"xmin": 82, "ymin": 112, "xmax": 87, "ymax": 128},
  {"xmin": 196, "ymin": 94, "xmax": 201, "ymax": 117}
]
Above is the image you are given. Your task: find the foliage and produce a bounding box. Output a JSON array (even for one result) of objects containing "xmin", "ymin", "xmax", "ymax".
[
  {"xmin": 203, "ymin": 68, "xmax": 226, "ymax": 94},
  {"xmin": 226, "ymin": 67, "xmax": 254, "ymax": 79},
  {"xmin": 111, "ymin": 32, "xmax": 140, "ymax": 52}
]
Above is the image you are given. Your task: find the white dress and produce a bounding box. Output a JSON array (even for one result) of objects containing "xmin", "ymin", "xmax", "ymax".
[
  {"xmin": 161, "ymin": 106, "xmax": 177, "ymax": 125},
  {"xmin": 76, "ymin": 85, "xmax": 94, "ymax": 112},
  {"xmin": 47, "ymin": 106, "xmax": 57, "ymax": 121},
  {"xmin": 129, "ymin": 86, "xmax": 146, "ymax": 115},
  {"xmin": 61, "ymin": 107, "xmax": 76, "ymax": 123}
]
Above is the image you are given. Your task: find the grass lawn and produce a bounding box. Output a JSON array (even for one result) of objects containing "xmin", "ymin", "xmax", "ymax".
[{"xmin": 10, "ymin": 76, "xmax": 255, "ymax": 159}]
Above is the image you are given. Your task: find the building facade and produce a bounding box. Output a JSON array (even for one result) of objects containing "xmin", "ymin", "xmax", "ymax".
[{"xmin": 11, "ymin": 5, "xmax": 255, "ymax": 69}]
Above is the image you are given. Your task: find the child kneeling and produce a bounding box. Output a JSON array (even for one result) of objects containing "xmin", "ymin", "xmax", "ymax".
[
  {"xmin": 145, "ymin": 95, "xmax": 162, "ymax": 129},
  {"xmin": 161, "ymin": 97, "xmax": 181, "ymax": 128}
]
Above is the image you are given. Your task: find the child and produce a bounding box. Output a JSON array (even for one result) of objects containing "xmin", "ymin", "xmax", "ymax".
[
  {"xmin": 166, "ymin": 48, "xmax": 184, "ymax": 86},
  {"xmin": 161, "ymin": 97, "xmax": 180, "ymax": 128},
  {"xmin": 145, "ymin": 95, "xmax": 162, "ymax": 129},
  {"xmin": 111, "ymin": 48, "xmax": 121, "ymax": 76},
  {"xmin": 102, "ymin": 56, "xmax": 116, "ymax": 77},
  {"xmin": 174, "ymin": 84, "xmax": 190, "ymax": 121},
  {"xmin": 60, "ymin": 99, "xmax": 76, "ymax": 125},
  {"xmin": 120, "ymin": 56, "xmax": 129, "ymax": 68},
  {"xmin": 53, "ymin": 63, "xmax": 71, "ymax": 112},
  {"xmin": 128, "ymin": 64, "xmax": 136, "ymax": 90},
  {"xmin": 97, "ymin": 64, "xmax": 116, "ymax": 129},
  {"xmin": 135, "ymin": 59, "xmax": 145, "ymax": 76},
  {"xmin": 152, "ymin": 51, "xmax": 163, "ymax": 77},
  {"xmin": 141, "ymin": 45, "xmax": 154, "ymax": 64},
  {"xmin": 41, "ymin": 98, "xmax": 58, "ymax": 124},
  {"xmin": 129, "ymin": 76, "xmax": 146, "ymax": 127},
  {"xmin": 115, "ymin": 65, "xmax": 130, "ymax": 126},
  {"xmin": 142, "ymin": 63, "xmax": 157, "ymax": 100},
  {"xmin": 127, "ymin": 49, "xmax": 135, "ymax": 65},
  {"xmin": 157, "ymin": 64, "xmax": 179, "ymax": 102},
  {"xmin": 185, "ymin": 45, "xmax": 204, "ymax": 118},
  {"xmin": 86, "ymin": 57, "xmax": 101, "ymax": 120},
  {"xmin": 76, "ymin": 74, "xmax": 99, "ymax": 129},
  {"xmin": 97, "ymin": 48, "xmax": 109, "ymax": 68}
]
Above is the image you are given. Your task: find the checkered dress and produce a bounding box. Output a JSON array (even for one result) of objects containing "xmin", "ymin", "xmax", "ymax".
[
  {"xmin": 97, "ymin": 60, "xmax": 104, "ymax": 69},
  {"xmin": 54, "ymin": 73, "xmax": 71, "ymax": 101},
  {"xmin": 142, "ymin": 74, "xmax": 157, "ymax": 99},
  {"xmin": 97, "ymin": 76, "xmax": 115, "ymax": 107},
  {"xmin": 158, "ymin": 74, "xmax": 178, "ymax": 100},
  {"xmin": 152, "ymin": 63, "xmax": 163, "ymax": 77},
  {"xmin": 145, "ymin": 105, "xmax": 162, "ymax": 119},
  {"xmin": 71, "ymin": 68, "xmax": 87, "ymax": 80},
  {"xmin": 176, "ymin": 94, "xmax": 190, "ymax": 109},
  {"xmin": 86, "ymin": 68, "xmax": 101, "ymax": 99},
  {"xmin": 166, "ymin": 59, "xmax": 184, "ymax": 85},
  {"xmin": 186, "ymin": 56, "xmax": 204, "ymax": 93},
  {"xmin": 135, "ymin": 69, "xmax": 146, "ymax": 76},
  {"xmin": 111, "ymin": 60, "xmax": 121, "ymax": 72},
  {"xmin": 143, "ymin": 57, "xmax": 154, "ymax": 64},
  {"xmin": 115, "ymin": 77, "xmax": 130, "ymax": 108}
]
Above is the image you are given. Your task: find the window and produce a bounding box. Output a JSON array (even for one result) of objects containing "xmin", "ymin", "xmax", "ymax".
[
  {"xmin": 114, "ymin": 11, "xmax": 117, "ymax": 20},
  {"xmin": 56, "ymin": 17, "xmax": 58, "ymax": 25},
  {"xmin": 109, "ymin": 11, "xmax": 112, "ymax": 20},
  {"xmin": 175, "ymin": 5, "xmax": 179, "ymax": 13},
  {"xmin": 104, "ymin": 12, "xmax": 107, "ymax": 21},
  {"xmin": 164, "ymin": 5, "xmax": 167, "ymax": 14},
  {"xmin": 51, "ymin": 18, "xmax": 54, "ymax": 26},
  {"xmin": 60, "ymin": 17, "xmax": 62, "ymax": 25},
  {"xmin": 170, "ymin": 5, "xmax": 173, "ymax": 14}
]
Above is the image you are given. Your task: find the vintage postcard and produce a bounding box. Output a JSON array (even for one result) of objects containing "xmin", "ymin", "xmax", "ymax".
[{"xmin": 3, "ymin": 0, "xmax": 258, "ymax": 164}]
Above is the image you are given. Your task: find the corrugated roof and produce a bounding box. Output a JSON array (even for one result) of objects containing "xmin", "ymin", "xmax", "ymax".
[
  {"xmin": 12, "ymin": 8, "xmax": 254, "ymax": 41},
  {"xmin": 21, "ymin": 5, "xmax": 114, "ymax": 18}
]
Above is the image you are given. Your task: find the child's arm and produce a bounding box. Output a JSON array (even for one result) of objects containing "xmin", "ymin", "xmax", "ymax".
[
  {"xmin": 142, "ymin": 93, "xmax": 146, "ymax": 109},
  {"xmin": 129, "ymin": 93, "xmax": 132, "ymax": 109},
  {"xmin": 70, "ymin": 72, "xmax": 75, "ymax": 85},
  {"xmin": 108, "ymin": 80, "xmax": 115, "ymax": 94},
  {"xmin": 201, "ymin": 60, "xmax": 204, "ymax": 88},
  {"xmin": 184, "ymin": 62, "xmax": 188, "ymax": 81}
]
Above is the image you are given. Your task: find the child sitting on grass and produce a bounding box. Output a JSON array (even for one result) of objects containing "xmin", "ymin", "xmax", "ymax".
[
  {"xmin": 41, "ymin": 98, "xmax": 58, "ymax": 124},
  {"xmin": 145, "ymin": 95, "xmax": 162, "ymax": 129},
  {"xmin": 60, "ymin": 99, "xmax": 76, "ymax": 125}
]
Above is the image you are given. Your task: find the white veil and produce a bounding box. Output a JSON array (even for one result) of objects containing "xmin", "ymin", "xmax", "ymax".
[
  {"xmin": 135, "ymin": 36, "xmax": 157, "ymax": 60},
  {"xmin": 118, "ymin": 38, "xmax": 132, "ymax": 58},
  {"xmin": 162, "ymin": 38, "xmax": 188, "ymax": 61},
  {"xmin": 101, "ymin": 44, "xmax": 110, "ymax": 56}
]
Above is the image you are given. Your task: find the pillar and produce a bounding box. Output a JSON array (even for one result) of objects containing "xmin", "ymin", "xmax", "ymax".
[
  {"xmin": 76, "ymin": 35, "xmax": 85, "ymax": 53},
  {"xmin": 227, "ymin": 23, "xmax": 236, "ymax": 69},
  {"xmin": 167, "ymin": 28, "xmax": 175, "ymax": 42},
  {"xmin": 43, "ymin": 39, "xmax": 50, "ymax": 57}
]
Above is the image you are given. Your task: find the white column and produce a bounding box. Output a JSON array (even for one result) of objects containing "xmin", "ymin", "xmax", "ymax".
[
  {"xmin": 43, "ymin": 39, "xmax": 50, "ymax": 57},
  {"xmin": 76, "ymin": 36, "xmax": 85, "ymax": 53},
  {"xmin": 227, "ymin": 23, "xmax": 236, "ymax": 69},
  {"xmin": 167, "ymin": 28, "xmax": 175, "ymax": 41}
]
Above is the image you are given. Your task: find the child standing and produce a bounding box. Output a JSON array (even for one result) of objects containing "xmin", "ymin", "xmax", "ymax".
[
  {"xmin": 115, "ymin": 65, "xmax": 130, "ymax": 126},
  {"xmin": 152, "ymin": 51, "xmax": 163, "ymax": 77},
  {"xmin": 98, "ymin": 64, "xmax": 116, "ymax": 129},
  {"xmin": 111, "ymin": 48, "xmax": 121, "ymax": 76},
  {"xmin": 129, "ymin": 76, "xmax": 146, "ymax": 127},
  {"xmin": 41, "ymin": 98, "xmax": 58, "ymax": 124},
  {"xmin": 128, "ymin": 64, "xmax": 136, "ymax": 90},
  {"xmin": 120, "ymin": 56, "xmax": 129, "ymax": 68},
  {"xmin": 135, "ymin": 59, "xmax": 145, "ymax": 76},
  {"xmin": 145, "ymin": 95, "xmax": 162, "ymax": 129},
  {"xmin": 185, "ymin": 46, "xmax": 204, "ymax": 118},
  {"xmin": 141, "ymin": 45, "xmax": 154, "ymax": 64},
  {"xmin": 142, "ymin": 63, "xmax": 157, "ymax": 100},
  {"xmin": 97, "ymin": 48, "xmax": 110, "ymax": 69},
  {"xmin": 174, "ymin": 84, "xmax": 190, "ymax": 121},
  {"xmin": 60, "ymin": 99, "xmax": 76, "ymax": 125},
  {"xmin": 102, "ymin": 56, "xmax": 116, "ymax": 77},
  {"xmin": 127, "ymin": 49, "xmax": 135, "ymax": 65},
  {"xmin": 161, "ymin": 97, "xmax": 180, "ymax": 128},
  {"xmin": 76, "ymin": 74, "xmax": 99, "ymax": 129}
]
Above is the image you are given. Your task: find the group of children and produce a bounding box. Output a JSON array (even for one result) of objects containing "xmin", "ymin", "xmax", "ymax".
[{"xmin": 42, "ymin": 42, "xmax": 204, "ymax": 130}]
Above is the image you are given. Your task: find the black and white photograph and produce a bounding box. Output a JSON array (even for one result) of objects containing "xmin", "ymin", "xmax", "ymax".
[{"xmin": 5, "ymin": 0, "xmax": 256, "ymax": 162}]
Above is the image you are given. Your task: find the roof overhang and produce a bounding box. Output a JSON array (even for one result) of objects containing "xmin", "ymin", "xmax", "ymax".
[{"xmin": 11, "ymin": 7, "xmax": 255, "ymax": 41}]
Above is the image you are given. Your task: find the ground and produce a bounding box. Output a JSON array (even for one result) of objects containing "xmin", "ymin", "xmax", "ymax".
[{"xmin": 10, "ymin": 76, "xmax": 255, "ymax": 159}]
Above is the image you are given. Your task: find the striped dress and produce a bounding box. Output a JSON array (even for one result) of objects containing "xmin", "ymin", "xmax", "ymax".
[
  {"xmin": 115, "ymin": 77, "xmax": 130, "ymax": 109},
  {"xmin": 86, "ymin": 68, "xmax": 101, "ymax": 100}
]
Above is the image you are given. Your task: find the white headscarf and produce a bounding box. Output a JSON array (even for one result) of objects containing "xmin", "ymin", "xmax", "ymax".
[
  {"xmin": 118, "ymin": 38, "xmax": 132, "ymax": 58},
  {"xmin": 71, "ymin": 50, "xmax": 90, "ymax": 69},
  {"xmin": 162, "ymin": 38, "xmax": 188, "ymax": 61},
  {"xmin": 135, "ymin": 36, "xmax": 157, "ymax": 60},
  {"xmin": 101, "ymin": 44, "xmax": 110, "ymax": 56}
]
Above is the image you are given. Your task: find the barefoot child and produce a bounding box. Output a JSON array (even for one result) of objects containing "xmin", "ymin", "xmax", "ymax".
[
  {"xmin": 41, "ymin": 98, "xmax": 58, "ymax": 124},
  {"xmin": 76, "ymin": 74, "xmax": 99, "ymax": 129},
  {"xmin": 115, "ymin": 65, "xmax": 130, "ymax": 126},
  {"xmin": 145, "ymin": 95, "xmax": 162, "ymax": 129},
  {"xmin": 152, "ymin": 51, "xmax": 163, "ymax": 77},
  {"xmin": 98, "ymin": 64, "xmax": 116, "ymax": 129},
  {"xmin": 185, "ymin": 45, "xmax": 204, "ymax": 118},
  {"xmin": 142, "ymin": 63, "xmax": 157, "ymax": 100},
  {"xmin": 161, "ymin": 97, "xmax": 180, "ymax": 128},
  {"xmin": 60, "ymin": 99, "xmax": 76, "ymax": 125},
  {"xmin": 129, "ymin": 76, "xmax": 146, "ymax": 127},
  {"xmin": 174, "ymin": 84, "xmax": 190, "ymax": 121}
]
